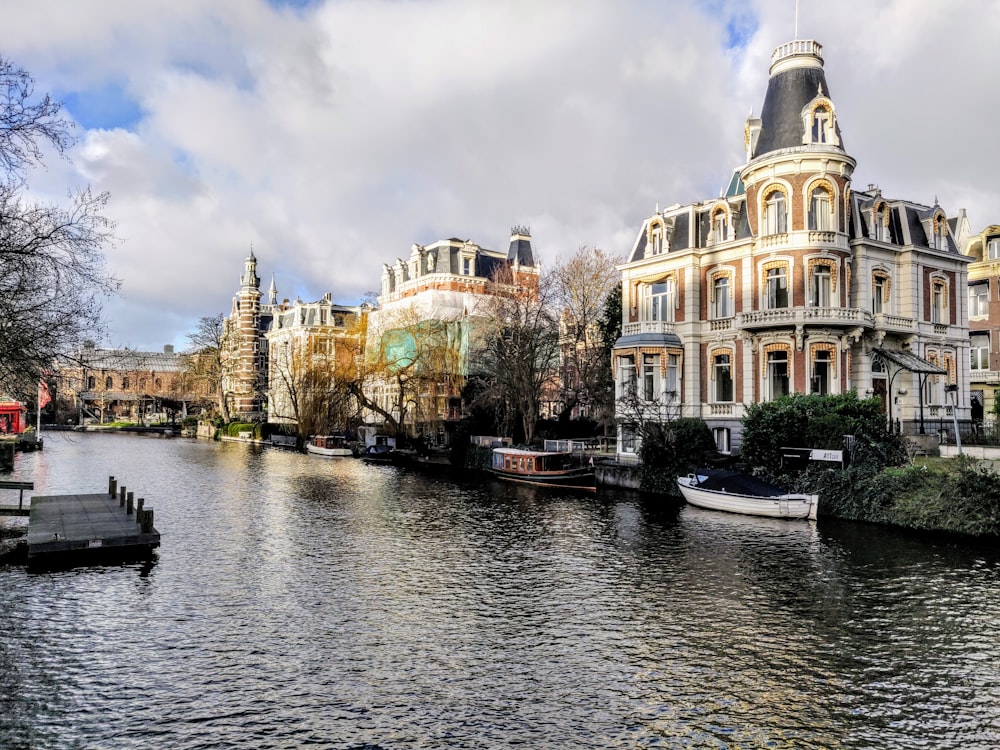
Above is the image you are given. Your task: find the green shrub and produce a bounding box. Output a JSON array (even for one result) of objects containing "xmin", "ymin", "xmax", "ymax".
[
  {"xmin": 639, "ymin": 418, "xmax": 717, "ymax": 494},
  {"xmin": 741, "ymin": 392, "xmax": 905, "ymax": 477}
]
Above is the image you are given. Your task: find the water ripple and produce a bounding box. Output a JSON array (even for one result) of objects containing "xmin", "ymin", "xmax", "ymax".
[{"xmin": 2, "ymin": 434, "xmax": 1000, "ymax": 748}]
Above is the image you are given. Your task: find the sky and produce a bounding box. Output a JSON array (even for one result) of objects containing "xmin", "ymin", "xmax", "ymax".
[{"xmin": 3, "ymin": 0, "xmax": 999, "ymax": 352}]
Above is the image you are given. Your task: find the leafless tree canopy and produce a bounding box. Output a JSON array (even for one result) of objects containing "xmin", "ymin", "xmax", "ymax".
[
  {"xmin": 550, "ymin": 246, "xmax": 623, "ymax": 423},
  {"xmin": 472, "ymin": 266, "xmax": 559, "ymax": 445},
  {"xmin": 185, "ymin": 314, "xmax": 228, "ymax": 421},
  {"xmin": 0, "ymin": 56, "xmax": 119, "ymax": 399}
]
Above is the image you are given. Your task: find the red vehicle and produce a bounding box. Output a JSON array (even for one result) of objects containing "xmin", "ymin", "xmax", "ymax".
[{"xmin": 0, "ymin": 400, "xmax": 28, "ymax": 435}]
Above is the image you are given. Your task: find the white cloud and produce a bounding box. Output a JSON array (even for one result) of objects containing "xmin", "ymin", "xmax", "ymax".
[{"xmin": 2, "ymin": 0, "xmax": 997, "ymax": 349}]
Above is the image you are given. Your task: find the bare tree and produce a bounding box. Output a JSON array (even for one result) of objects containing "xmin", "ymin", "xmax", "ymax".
[
  {"xmin": 185, "ymin": 314, "xmax": 229, "ymax": 422},
  {"xmin": 268, "ymin": 327, "xmax": 362, "ymax": 442},
  {"xmin": 0, "ymin": 56, "xmax": 118, "ymax": 399},
  {"xmin": 550, "ymin": 246, "xmax": 623, "ymax": 423},
  {"xmin": 349, "ymin": 303, "xmax": 463, "ymax": 439},
  {"xmin": 472, "ymin": 265, "xmax": 559, "ymax": 445}
]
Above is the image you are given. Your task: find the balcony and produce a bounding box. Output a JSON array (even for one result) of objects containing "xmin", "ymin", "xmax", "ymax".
[
  {"xmin": 621, "ymin": 320, "xmax": 677, "ymax": 338},
  {"xmin": 970, "ymin": 370, "xmax": 1000, "ymax": 385},
  {"xmin": 737, "ymin": 307, "xmax": 873, "ymax": 330},
  {"xmin": 700, "ymin": 403, "xmax": 746, "ymax": 421},
  {"xmin": 873, "ymin": 313, "xmax": 916, "ymax": 333}
]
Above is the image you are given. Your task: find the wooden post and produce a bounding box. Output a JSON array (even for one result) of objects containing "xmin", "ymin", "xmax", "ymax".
[
  {"xmin": 109, "ymin": 476, "xmax": 116, "ymax": 497},
  {"xmin": 126, "ymin": 492, "xmax": 134, "ymax": 515},
  {"xmin": 119, "ymin": 486, "xmax": 126, "ymax": 507},
  {"xmin": 141, "ymin": 508, "xmax": 154, "ymax": 534},
  {"xmin": 137, "ymin": 497, "xmax": 145, "ymax": 514}
]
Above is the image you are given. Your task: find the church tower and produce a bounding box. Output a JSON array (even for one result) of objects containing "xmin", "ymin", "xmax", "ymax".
[{"xmin": 222, "ymin": 248, "xmax": 270, "ymax": 417}]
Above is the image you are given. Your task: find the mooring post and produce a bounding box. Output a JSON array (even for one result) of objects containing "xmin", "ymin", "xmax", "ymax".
[
  {"xmin": 141, "ymin": 508, "xmax": 154, "ymax": 534},
  {"xmin": 119, "ymin": 486, "xmax": 126, "ymax": 507},
  {"xmin": 137, "ymin": 497, "xmax": 145, "ymax": 514},
  {"xmin": 109, "ymin": 476, "xmax": 116, "ymax": 497},
  {"xmin": 126, "ymin": 492, "xmax": 134, "ymax": 515}
]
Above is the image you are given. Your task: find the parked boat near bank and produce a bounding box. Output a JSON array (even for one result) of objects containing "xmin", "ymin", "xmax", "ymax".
[
  {"xmin": 306, "ymin": 435, "xmax": 354, "ymax": 458},
  {"xmin": 676, "ymin": 470, "xmax": 818, "ymax": 520},
  {"xmin": 490, "ymin": 448, "xmax": 596, "ymax": 491}
]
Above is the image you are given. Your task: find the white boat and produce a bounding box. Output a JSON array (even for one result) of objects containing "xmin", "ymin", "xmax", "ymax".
[
  {"xmin": 676, "ymin": 470, "xmax": 818, "ymax": 520},
  {"xmin": 306, "ymin": 435, "xmax": 354, "ymax": 458}
]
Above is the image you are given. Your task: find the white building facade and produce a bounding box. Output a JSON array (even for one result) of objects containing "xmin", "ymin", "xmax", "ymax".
[{"xmin": 614, "ymin": 39, "xmax": 970, "ymax": 459}]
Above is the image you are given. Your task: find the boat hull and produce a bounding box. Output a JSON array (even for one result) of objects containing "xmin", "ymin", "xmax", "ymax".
[
  {"xmin": 306, "ymin": 444, "xmax": 353, "ymax": 458},
  {"xmin": 677, "ymin": 476, "xmax": 817, "ymax": 520},
  {"xmin": 490, "ymin": 467, "xmax": 596, "ymax": 491}
]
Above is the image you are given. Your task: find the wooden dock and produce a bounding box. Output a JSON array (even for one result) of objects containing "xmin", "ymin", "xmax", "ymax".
[
  {"xmin": 26, "ymin": 476, "xmax": 159, "ymax": 564},
  {"xmin": 0, "ymin": 480, "xmax": 34, "ymax": 516}
]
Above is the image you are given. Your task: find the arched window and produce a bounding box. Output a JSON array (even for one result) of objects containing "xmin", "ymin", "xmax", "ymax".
[
  {"xmin": 931, "ymin": 278, "xmax": 949, "ymax": 324},
  {"xmin": 810, "ymin": 344, "xmax": 837, "ymax": 395},
  {"xmin": 87, "ymin": 376, "xmax": 95, "ymax": 390},
  {"xmin": 711, "ymin": 272, "xmax": 732, "ymax": 319},
  {"xmin": 763, "ymin": 263, "xmax": 789, "ymax": 309},
  {"xmin": 105, "ymin": 376, "xmax": 113, "ymax": 389},
  {"xmin": 763, "ymin": 188, "xmax": 787, "ymax": 235},
  {"xmin": 808, "ymin": 186, "xmax": 833, "ymax": 231},
  {"xmin": 641, "ymin": 278, "xmax": 675, "ymax": 322},
  {"xmin": 872, "ymin": 271, "xmax": 891, "ymax": 314},
  {"xmin": 762, "ymin": 344, "xmax": 791, "ymax": 401},
  {"xmin": 711, "ymin": 350, "xmax": 733, "ymax": 402},
  {"xmin": 122, "ymin": 376, "xmax": 130, "ymax": 390},
  {"xmin": 809, "ymin": 263, "xmax": 833, "ymax": 307},
  {"xmin": 811, "ymin": 105, "xmax": 833, "ymax": 143}
]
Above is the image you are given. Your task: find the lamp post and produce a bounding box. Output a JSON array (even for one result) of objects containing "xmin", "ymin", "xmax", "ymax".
[{"xmin": 945, "ymin": 383, "xmax": 962, "ymax": 455}]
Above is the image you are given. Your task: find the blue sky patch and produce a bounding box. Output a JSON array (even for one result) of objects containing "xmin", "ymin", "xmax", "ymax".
[{"xmin": 60, "ymin": 83, "xmax": 143, "ymax": 131}]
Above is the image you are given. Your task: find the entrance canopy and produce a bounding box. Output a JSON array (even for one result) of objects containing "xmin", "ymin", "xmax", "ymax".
[{"xmin": 871, "ymin": 348, "xmax": 946, "ymax": 375}]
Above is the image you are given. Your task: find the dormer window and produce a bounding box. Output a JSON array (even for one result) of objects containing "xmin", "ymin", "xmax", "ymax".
[
  {"xmin": 932, "ymin": 216, "xmax": 949, "ymax": 251},
  {"xmin": 808, "ymin": 186, "xmax": 833, "ymax": 231},
  {"xmin": 710, "ymin": 206, "xmax": 728, "ymax": 244},
  {"xmin": 874, "ymin": 203, "xmax": 890, "ymax": 242},
  {"xmin": 811, "ymin": 105, "xmax": 833, "ymax": 143},
  {"xmin": 763, "ymin": 188, "xmax": 787, "ymax": 235},
  {"xmin": 648, "ymin": 219, "xmax": 669, "ymax": 256},
  {"xmin": 463, "ymin": 258, "xmax": 472, "ymax": 275},
  {"xmin": 988, "ymin": 237, "xmax": 1000, "ymax": 260}
]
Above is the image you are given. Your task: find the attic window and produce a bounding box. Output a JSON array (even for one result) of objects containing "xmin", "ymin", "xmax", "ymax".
[
  {"xmin": 987, "ymin": 237, "xmax": 1000, "ymax": 261},
  {"xmin": 648, "ymin": 219, "xmax": 668, "ymax": 255},
  {"xmin": 710, "ymin": 206, "xmax": 728, "ymax": 243},
  {"xmin": 874, "ymin": 203, "xmax": 889, "ymax": 242},
  {"xmin": 933, "ymin": 217, "xmax": 949, "ymax": 251},
  {"xmin": 811, "ymin": 105, "xmax": 833, "ymax": 143}
]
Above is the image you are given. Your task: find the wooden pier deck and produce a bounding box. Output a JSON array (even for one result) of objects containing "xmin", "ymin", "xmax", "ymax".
[{"xmin": 25, "ymin": 477, "xmax": 159, "ymax": 563}]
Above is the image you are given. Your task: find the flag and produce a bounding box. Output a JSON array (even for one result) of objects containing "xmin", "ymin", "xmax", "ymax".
[{"xmin": 38, "ymin": 380, "xmax": 51, "ymax": 409}]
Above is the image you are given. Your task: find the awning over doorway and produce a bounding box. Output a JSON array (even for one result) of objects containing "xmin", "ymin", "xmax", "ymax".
[{"xmin": 871, "ymin": 348, "xmax": 947, "ymax": 375}]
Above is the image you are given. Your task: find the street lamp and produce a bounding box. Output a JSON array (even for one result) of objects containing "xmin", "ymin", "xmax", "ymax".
[{"xmin": 944, "ymin": 383, "xmax": 962, "ymax": 455}]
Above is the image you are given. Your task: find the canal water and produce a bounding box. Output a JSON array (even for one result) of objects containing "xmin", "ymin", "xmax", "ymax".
[{"xmin": 1, "ymin": 433, "xmax": 999, "ymax": 749}]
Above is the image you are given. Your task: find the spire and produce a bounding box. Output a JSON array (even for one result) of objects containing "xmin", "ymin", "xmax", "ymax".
[
  {"xmin": 240, "ymin": 248, "xmax": 260, "ymax": 290},
  {"xmin": 268, "ymin": 274, "xmax": 277, "ymax": 305}
]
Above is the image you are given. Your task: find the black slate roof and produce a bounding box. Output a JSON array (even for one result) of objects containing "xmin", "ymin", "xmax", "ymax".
[
  {"xmin": 753, "ymin": 66, "xmax": 842, "ymax": 157},
  {"xmin": 508, "ymin": 237, "xmax": 535, "ymax": 266}
]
